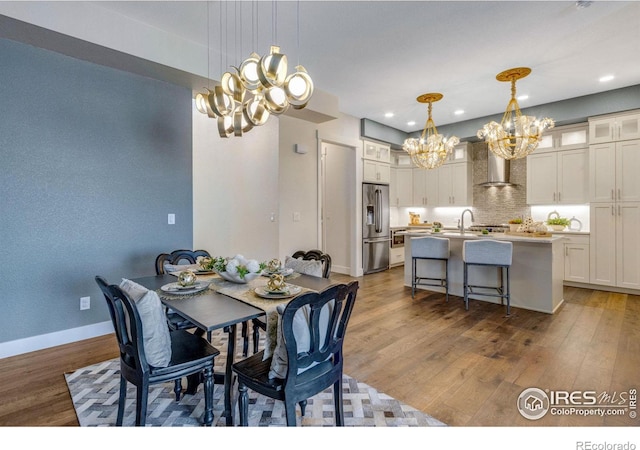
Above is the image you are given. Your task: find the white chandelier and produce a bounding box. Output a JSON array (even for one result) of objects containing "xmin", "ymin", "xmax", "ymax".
[
  {"xmin": 403, "ymin": 93, "xmax": 459, "ymax": 170},
  {"xmin": 477, "ymin": 67, "xmax": 554, "ymax": 160}
]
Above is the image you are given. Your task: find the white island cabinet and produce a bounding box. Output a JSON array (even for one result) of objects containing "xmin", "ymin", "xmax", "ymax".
[{"xmin": 402, "ymin": 232, "xmax": 565, "ymax": 314}]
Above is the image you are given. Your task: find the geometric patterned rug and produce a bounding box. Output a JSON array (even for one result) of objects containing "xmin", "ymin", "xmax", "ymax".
[{"xmin": 65, "ymin": 330, "xmax": 445, "ymax": 427}]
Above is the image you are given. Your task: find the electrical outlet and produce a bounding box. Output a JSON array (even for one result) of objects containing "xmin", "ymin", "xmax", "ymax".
[
  {"xmin": 80, "ymin": 296, "xmax": 90, "ymax": 310},
  {"xmin": 168, "ymin": 213, "xmax": 175, "ymax": 225}
]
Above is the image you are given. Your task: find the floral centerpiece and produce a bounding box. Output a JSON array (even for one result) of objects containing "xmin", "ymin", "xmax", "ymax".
[{"xmin": 210, "ymin": 254, "xmax": 265, "ymax": 284}]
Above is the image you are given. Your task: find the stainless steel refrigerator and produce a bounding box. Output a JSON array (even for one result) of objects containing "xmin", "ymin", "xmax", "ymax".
[{"xmin": 362, "ymin": 183, "xmax": 390, "ymax": 274}]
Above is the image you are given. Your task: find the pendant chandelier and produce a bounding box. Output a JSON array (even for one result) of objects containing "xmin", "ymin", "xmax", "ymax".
[
  {"xmin": 194, "ymin": 1, "xmax": 314, "ymax": 138},
  {"xmin": 403, "ymin": 93, "xmax": 459, "ymax": 170},
  {"xmin": 477, "ymin": 67, "xmax": 554, "ymax": 160}
]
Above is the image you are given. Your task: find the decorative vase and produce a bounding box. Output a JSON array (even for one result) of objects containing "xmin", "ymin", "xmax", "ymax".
[
  {"xmin": 214, "ymin": 269, "xmax": 260, "ymax": 284},
  {"xmin": 509, "ymin": 224, "xmax": 520, "ymax": 232}
]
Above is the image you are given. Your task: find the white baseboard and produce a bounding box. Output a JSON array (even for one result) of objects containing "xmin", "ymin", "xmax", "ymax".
[{"xmin": 0, "ymin": 321, "xmax": 113, "ymax": 359}]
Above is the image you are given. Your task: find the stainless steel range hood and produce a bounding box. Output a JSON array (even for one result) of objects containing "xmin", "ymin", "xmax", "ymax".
[{"xmin": 480, "ymin": 150, "xmax": 514, "ymax": 187}]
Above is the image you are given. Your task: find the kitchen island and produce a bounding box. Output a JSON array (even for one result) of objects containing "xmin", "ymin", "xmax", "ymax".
[{"xmin": 402, "ymin": 231, "xmax": 565, "ymax": 314}]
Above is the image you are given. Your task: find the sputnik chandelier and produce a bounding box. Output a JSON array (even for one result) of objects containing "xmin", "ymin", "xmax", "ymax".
[
  {"xmin": 477, "ymin": 67, "xmax": 554, "ymax": 160},
  {"xmin": 403, "ymin": 93, "xmax": 460, "ymax": 170},
  {"xmin": 194, "ymin": 1, "xmax": 314, "ymax": 138}
]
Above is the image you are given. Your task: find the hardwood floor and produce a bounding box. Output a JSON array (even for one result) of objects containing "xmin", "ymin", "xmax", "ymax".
[{"xmin": 1, "ymin": 266, "xmax": 637, "ymax": 426}]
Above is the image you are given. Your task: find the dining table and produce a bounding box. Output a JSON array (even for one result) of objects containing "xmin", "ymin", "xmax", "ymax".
[{"xmin": 132, "ymin": 270, "xmax": 337, "ymax": 426}]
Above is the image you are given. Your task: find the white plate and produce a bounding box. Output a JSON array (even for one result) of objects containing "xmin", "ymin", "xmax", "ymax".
[
  {"xmin": 161, "ymin": 281, "xmax": 209, "ymax": 295},
  {"xmin": 261, "ymin": 267, "xmax": 294, "ymax": 277},
  {"xmin": 254, "ymin": 284, "xmax": 302, "ymax": 299}
]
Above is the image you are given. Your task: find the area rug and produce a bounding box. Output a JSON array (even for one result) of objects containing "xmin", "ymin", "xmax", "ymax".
[{"xmin": 65, "ymin": 330, "xmax": 445, "ymax": 427}]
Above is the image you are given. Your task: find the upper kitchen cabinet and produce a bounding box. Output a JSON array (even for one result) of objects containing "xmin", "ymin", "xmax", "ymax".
[
  {"xmin": 391, "ymin": 167, "xmax": 413, "ymax": 207},
  {"xmin": 444, "ymin": 142, "xmax": 471, "ymax": 164},
  {"xmin": 362, "ymin": 139, "xmax": 391, "ymax": 163},
  {"xmin": 527, "ymin": 148, "xmax": 588, "ymax": 205},
  {"xmin": 362, "ymin": 139, "xmax": 391, "ymax": 183},
  {"xmin": 589, "ymin": 138, "xmax": 640, "ymax": 203},
  {"xmin": 363, "ymin": 159, "xmax": 390, "ymax": 183},
  {"xmin": 412, "ymin": 168, "xmax": 439, "ymax": 206},
  {"xmin": 438, "ymin": 162, "xmax": 472, "ymax": 206},
  {"xmin": 588, "ymin": 110, "xmax": 640, "ymax": 144},
  {"xmin": 534, "ymin": 123, "xmax": 588, "ymax": 152}
]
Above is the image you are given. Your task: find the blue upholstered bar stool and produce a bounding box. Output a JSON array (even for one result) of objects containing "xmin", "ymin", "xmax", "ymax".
[
  {"xmin": 462, "ymin": 239, "xmax": 513, "ymax": 315},
  {"xmin": 411, "ymin": 236, "xmax": 450, "ymax": 301}
]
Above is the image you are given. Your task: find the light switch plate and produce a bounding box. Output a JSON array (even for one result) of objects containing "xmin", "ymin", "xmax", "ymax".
[{"xmin": 168, "ymin": 213, "xmax": 175, "ymax": 225}]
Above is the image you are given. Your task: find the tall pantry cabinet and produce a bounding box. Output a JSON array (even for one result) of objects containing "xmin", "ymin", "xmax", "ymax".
[{"xmin": 588, "ymin": 111, "xmax": 640, "ymax": 289}]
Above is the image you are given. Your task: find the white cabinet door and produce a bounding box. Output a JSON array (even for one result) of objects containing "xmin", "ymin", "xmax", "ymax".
[
  {"xmin": 589, "ymin": 143, "xmax": 616, "ymax": 202},
  {"xmin": 527, "ymin": 152, "xmax": 557, "ymax": 204},
  {"xmin": 362, "ymin": 140, "xmax": 391, "ymax": 163},
  {"xmin": 449, "ymin": 162, "xmax": 471, "ymax": 206},
  {"xmin": 437, "ymin": 165, "xmax": 453, "ymax": 205},
  {"xmin": 590, "ymin": 203, "xmax": 616, "ymax": 286},
  {"xmin": 589, "ymin": 112, "xmax": 640, "ymax": 144},
  {"xmin": 617, "ymin": 139, "xmax": 640, "ymax": 202},
  {"xmin": 389, "ymin": 168, "xmax": 398, "ymax": 207},
  {"xmin": 395, "ymin": 168, "xmax": 413, "ymax": 207},
  {"xmin": 412, "ymin": 168, "xmax": 438, "ymax": 206},
  {"xmin": 565, "ymin": 243, "xmax": 590, "ymax": 283},
  {"xmin": 557, "ymin": 148, "xmax": 588, "ymax": 204},
  {"xmin": 617, "ymin": 113, "xmax": 640, "ymax": 141},
  {"xmin": 616, "ymin": 202, "xmax": 640, "ymax": 289},
  {"xmin": 363, "ymin": 160, "xmax": 390, "ymax": 183}
]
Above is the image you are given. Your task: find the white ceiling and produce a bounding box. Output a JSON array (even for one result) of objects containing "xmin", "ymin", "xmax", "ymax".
[{"xmin": 42, "ymin": 1, "xmax": 640, "ymax": 132}]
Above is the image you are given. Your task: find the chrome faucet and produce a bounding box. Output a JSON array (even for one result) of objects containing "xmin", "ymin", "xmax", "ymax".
[{"xmin": 460, "ymin": 208, "xmax": 474, "ymax": 234}]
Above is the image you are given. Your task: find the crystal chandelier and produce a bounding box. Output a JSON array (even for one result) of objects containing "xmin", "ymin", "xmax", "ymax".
[
  {"xmin": 403, "ymin": 93, "xmax": 459, "ymax": 170},
  {"xmin": 477, "ymin": 67, "xmax": 554, "ymax": 160}
]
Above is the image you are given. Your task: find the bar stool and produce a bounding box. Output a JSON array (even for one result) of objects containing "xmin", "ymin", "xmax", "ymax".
[
  {"xmin": 411, "ymin": 236, "xmax": 450, "ymax": 301},
  {"xmin": 462, "ymin": 239, "xmax": 512, "ymax": 315}
]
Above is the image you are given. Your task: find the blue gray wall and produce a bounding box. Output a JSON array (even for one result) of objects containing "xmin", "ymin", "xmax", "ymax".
[{"xmin": 0, "ymin": 38, "xmax": 193, "ymax": 343}]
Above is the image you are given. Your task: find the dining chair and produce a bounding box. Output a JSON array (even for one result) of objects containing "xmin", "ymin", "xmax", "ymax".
[
  {"xmin": 232, "ymin": 281, "xmax": 359, "ymax": 426},
  {"xmin": 250, "ymin": 249, "xmax": 332, "ymax": 354},
  {"xmin": 95, "ymin": 276, "xmax": 220, "ymax": 426},
  {"xmin": 157, "ymin": 249, "xmax": 253, "ymax": 357}
]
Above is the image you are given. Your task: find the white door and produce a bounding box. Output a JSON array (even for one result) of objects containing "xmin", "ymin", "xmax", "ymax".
[
  {"xmin": 322, "ymin": 142, "xmax": 355, "ymax": 275},
  {"xmin": 589, "ymin": 203, "xmax": 616, "ymax": 286},
  {"xmin": 616, "ymin": 202, "xmax": 640, "ymax": 289}
]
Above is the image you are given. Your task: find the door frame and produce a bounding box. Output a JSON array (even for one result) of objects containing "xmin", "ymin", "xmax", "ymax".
[{"xmin": 316, "ymin": 131, "xmax": 363, "ymax": 277}]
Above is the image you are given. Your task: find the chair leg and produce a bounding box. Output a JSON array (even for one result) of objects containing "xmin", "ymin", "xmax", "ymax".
[
  {"xmin": 506, "ymin": 266, "xmax": 511, "ymax": 316},
  {"xmin": 444, "ymin": 259, "xmax": 449, "ymax": 303},
  {"xmin": 136, "ymin": 380, "xmax": 149, "ymax": 426},
  {"xmin": 238, "ymin": 382, "xmax": 249, "ymax": 426},
  {"xmin": 202, "ymin": 366, "xmax": 214, "ymax": 426},
  {"xmin": 252, "ymin": 321, "xmax": 260, "ymax": 354},
  {"xmin": 411, "ymin": 257, "xmax": 416, "ymax": 298},
  {"xmin": 241, "ymin": 321, "xmax": 249, "ymax": 357},
  {"xmin": 299, "ymin": 399, "xmax": 307, "ymax": 416},
  {"xmin": 284, "ymin": 400, "xmax": 297, "ymax": 426},
  {"xmin": 173, "ymin": 379, "xmax": 182, "ymax": 401},
  {"xmin": 116, "ymin": 375, "xmax": 127, "ymax": 426},
  {"xmin": 333, "ymin": 378, "xmax": 344, "ymax": 426},
  {"xmin": 463, "ymin": 263, "xmax": 469, "ymax": 310}
]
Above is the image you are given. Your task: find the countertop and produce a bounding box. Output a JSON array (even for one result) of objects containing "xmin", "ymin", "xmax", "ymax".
[{"xmin": 400, "ymin": 230, "xmax": 565, "ymax": 243}]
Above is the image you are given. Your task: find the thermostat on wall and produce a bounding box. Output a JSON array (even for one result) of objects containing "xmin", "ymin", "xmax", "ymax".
[{"xmin": 294, "ymin": 144, "xmax": 308, "ymax": 154}]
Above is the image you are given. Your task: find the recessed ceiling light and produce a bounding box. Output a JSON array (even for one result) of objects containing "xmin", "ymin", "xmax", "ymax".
[
  {"xmin": 384, "ymin": 112, "xmax": 394, "ymax": 118},
  {"xmin": 517, "ymin": 94, "xmax": 529, "ymax": 101},
  {"xmin": 599, "ymin": 75, "xmax": 614, "ymax": 83},
  {"xmin": 454, "ymin": 110, "xmax": 465, "ymax": 116},
  {"xmin": 407, "ymin": 121, "xmax": 416, "ymax": 126}
]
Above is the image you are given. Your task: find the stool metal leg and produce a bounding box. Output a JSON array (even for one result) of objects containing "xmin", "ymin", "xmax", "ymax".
[
  {"xmin": 444, "ymin": 259, "xmax": 449, "ymax": 303},
  {"xmin": 463, "ymin": 262, "xmax": 469, "ymax": 310},
  {"xmin": 411, "ymin": 257, "xmax": 416, "ymax": 298},
  {"xmin": 506, "ymin": 266, "xmax": 511, "ymax": 316}
]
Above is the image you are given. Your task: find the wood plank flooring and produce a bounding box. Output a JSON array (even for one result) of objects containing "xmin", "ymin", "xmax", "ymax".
[{"xmin": 0, "ymin": 266, "xmax": 637, "ymax": 426}]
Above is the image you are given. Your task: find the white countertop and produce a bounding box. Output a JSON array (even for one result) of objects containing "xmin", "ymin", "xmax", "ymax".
[{"xmin": 401, "ymin": 230, "xmax": 565, "ymax": 243}]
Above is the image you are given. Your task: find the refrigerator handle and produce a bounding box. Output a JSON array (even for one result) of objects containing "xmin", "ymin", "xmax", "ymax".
[{"xmin": 375, "ymin": 189, "xmax": 382, "ymax": 233}]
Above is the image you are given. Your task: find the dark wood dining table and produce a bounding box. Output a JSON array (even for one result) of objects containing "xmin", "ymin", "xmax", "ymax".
[{"xmin": 132, "ymin": 272, "xmax": 337, "ymax": 426}]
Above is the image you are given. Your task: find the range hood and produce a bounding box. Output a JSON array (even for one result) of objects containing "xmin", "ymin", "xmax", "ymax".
[{"xmin": 480, "ymin": 150, "xmax": 514, "ymax": 187}]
